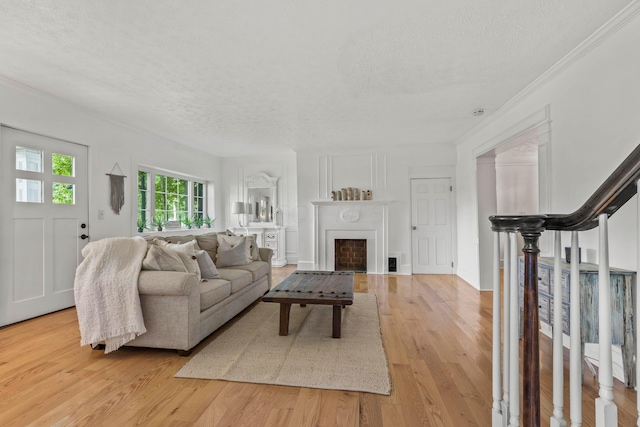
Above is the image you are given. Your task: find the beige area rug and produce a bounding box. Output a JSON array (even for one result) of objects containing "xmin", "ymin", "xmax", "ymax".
[{"xmin": 175, "ymin": 293, "xmax": 391, "ymax": 395}]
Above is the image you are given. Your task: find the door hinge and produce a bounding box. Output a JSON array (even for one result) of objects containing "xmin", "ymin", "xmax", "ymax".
[
  {"xmin": 450, "ymin": 186, "xmax": 453, "ymax": 192},
  {"xmin": 451, "ymin": 262, "xmax": 454, "ymax": 267}
]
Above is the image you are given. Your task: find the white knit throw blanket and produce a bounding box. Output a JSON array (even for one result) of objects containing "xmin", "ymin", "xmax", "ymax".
[{"xmin": 74, "ymin": 236, "xmax": 148, "ymax": 353}]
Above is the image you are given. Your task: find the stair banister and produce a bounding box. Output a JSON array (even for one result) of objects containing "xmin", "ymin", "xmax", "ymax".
[
  {"xmin": 570, "ymin": 231, "xmax": 581, "ymax": 427},
  {"xmin": 509, "ymin": 232, "xmax": 520, "ymax": 427},
  {"xmin": 596, "ymin": 214, "xmax": 617, "ymax": 425},
  {"xmin": 637, "ymin": 179, "xmax": 640, "ymax": 427},
  {"xmin": 489, "ymin": 144, "xmax": 640, "ymax": 427},
  {"xmin": 550, "ymin": 231, "xmax": 566, "ymax": 427},
  {"xmin": 492, "ymin": 231, "xmax": 503, "ymax": 427}
]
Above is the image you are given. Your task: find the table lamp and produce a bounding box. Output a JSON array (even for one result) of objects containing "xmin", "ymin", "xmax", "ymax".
[{"xmin": 232, "ymin": 201, "xmax": 245, "ymax": 226}]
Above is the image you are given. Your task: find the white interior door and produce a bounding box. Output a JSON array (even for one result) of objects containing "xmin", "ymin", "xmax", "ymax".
[
  {"xmin": 411, "ymin": 178, "xmax": 453, "ymax": 274},
  {"xmin": 0, "ymin": 127, "xmax": 88, "ymax": 326}
]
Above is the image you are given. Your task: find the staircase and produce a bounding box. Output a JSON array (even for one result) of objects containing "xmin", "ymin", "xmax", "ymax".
[{"xmin": 489, "ymin": 144, "xmax": 640, "ymax": 426}]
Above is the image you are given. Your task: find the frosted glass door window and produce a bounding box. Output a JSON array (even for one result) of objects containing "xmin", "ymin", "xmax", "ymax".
[
  {"xmin": 16, "ymin": 146, "xmax": 43, "ymax": 172},
  {"xmin": 16, "ymin": 179, "xmax": 43, "ymax": 203},
  {"xmin": 16, "ymin": 146, "xmax": 44, "ymax": 203}
]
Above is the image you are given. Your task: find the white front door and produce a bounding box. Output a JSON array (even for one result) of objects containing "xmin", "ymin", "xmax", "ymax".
[
  {"xmin": 0, "ymin": 127, "xmax": 88, "ymax": 326},
  {"xmin": 411, "ymin": 178, "xmax": 453, "ymax": 274}
]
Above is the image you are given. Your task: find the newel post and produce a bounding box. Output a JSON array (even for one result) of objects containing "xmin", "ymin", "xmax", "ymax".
[
  {"xmin": 489, "ymin": 215, "xmax": 546, "ymax": 427},
  {"xmin": 521, "ymin": 224, "xmax": 543, "ymax": 427}
]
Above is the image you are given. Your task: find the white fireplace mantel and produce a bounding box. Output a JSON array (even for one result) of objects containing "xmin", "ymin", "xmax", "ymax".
[{"xmin": 312, "ymin": 200, "xmax": 391, "ymax": 274}]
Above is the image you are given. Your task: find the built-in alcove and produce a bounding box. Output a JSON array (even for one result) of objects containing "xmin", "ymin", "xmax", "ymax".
[{"xmin": 334, "ymin": 239, "xmax": 367, "ymax": 272}]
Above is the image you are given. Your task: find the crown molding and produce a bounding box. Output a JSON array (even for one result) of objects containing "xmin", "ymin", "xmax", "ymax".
[{"xmin": 456, "ymin": 0, "xmax": 640, "ymax": 146}]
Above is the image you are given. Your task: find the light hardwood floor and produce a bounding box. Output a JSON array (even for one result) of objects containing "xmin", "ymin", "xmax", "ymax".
[{"xmin": 0, "ymin": 266, "xmax": 637, "ymax": 426}]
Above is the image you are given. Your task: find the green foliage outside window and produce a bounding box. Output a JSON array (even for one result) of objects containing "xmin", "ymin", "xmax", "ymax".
[
  {"xmin": 137, "ymin": 169, "xmax": 208, "ymax": 230},
  {"xmin": 52, "ymin": 153, "xmax": 74, "ymax": 204},
  {"xmin": 138, "ymin": 171, "xmax": 149, "ymax": 225},
  {"xmin": 154, "ymin": 174, "xmax": 188, "ymax": 221}
]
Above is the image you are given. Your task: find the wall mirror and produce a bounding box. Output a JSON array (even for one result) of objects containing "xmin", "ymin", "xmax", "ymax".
[{"xmin": 245, "ymin": 172, "xmax": 278, "ymax": 224}]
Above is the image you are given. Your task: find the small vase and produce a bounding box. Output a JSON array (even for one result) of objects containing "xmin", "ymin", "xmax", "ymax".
[
  {"xmin": 137, "ymin": 228, "xmax": 143, "ymax": 233},
  {"xmin": 206, "ymin": 224, "xmax": 211, "ymax": 228},
  {"xmin": 157, "ymin": 227, "xmax": 163, "ymax": 232}
]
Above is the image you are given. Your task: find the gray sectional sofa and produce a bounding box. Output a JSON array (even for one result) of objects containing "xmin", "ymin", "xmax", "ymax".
[{"xmin": 126, "ymin": 232, "xmax": 272, "ymax": 355}]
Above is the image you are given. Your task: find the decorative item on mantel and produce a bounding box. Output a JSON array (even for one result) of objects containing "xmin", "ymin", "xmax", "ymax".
[
  {"xmin": 330, "ymin": 188, "xmax": 372, "ymax": 201},
  {"xmin": 106, "ymin": 163, "xmax": 126, "ymax": 214}
]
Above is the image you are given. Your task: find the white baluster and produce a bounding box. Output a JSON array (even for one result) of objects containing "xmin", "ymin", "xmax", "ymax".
[
  {"xmin": 570, "ymin": 231, "xmax": 582, "ymax": 427},
  {"xmin": 595, "ymin": 214, "xmax": 617, "ymax": 426},
  {"xmin": 551, "ymin": 231, "xmax": 566, "ymax": 427},
  {"xmin": 637, "ymin": 178, "xmax": 640, "ymax": 427},
  {"xmin": 503, "ymin": 232, "xmax": 511, "ymax": 425},
  {"xmin": 493, "ymin": 231, "xmax": 504, "ymax": 427},
  {"xmin": 509, "ymin": 232, "xmax": 520, "ymax": 427}
]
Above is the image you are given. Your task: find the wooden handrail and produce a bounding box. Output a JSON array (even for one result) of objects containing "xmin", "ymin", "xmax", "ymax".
[
  {"xmin": 491, "ymin": 144, "xmax": 640, "ymax": 233},
  {"xmin": 489, "ymin": 144, "xmax": 640, "ymax": 426}
]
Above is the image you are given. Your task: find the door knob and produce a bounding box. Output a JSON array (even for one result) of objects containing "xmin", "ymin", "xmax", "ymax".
[
  {"xmin": 80, "ymin": 234, "xmax": 89, "ymax": 240},
  {"xmin": 412, "ymin": 226, "xmax": 417, "ymax": 230}
]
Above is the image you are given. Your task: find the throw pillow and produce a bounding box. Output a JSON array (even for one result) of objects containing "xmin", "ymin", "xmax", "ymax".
[
  {"xmin": 154, "ymin": 239, "xmax": 201, "ymax": 280},
  {"xmin": 216, "ymin": 236, "xmax": 251, "ymax": 267},
  {"xmin": 195, "ymin": 233, "xmax": 219, "ymax": 263},
  {"xmin": 216, "ymin": 234, "xmax": 252, "ymax": 264},
  {"xmin": 165, "ymin": 235, "xmax": 201, "ymax": 248},
  {"xmin": 246, "ymin": 234, "xmax": 261, "ymax": 261},
  {"xmin": 195, "ymin": 250, "xmax": 221, "ymax": 279},
  {"xmin": 142, "ymin": 245, "xmax": 187, "ymax": 272}
]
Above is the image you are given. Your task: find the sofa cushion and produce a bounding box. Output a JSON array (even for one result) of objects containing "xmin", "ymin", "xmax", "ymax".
[
  {"xmin": 195, "ymin": 250, "xmax": 221, "ymax": 279},
  {"xmin": 199, "ymin": 279, "xmax": 231, "ymax": 311},
  {"xmin": 217, "ymin": 268, "xmax": 253, "ymax": 293},
  {"xmin": 226, "ymin": 260, "xmax": 270, "ymax": 283},
  {"xmin": 142, "ymin": 245, "xmax": 187, "ymax": 272},
  {"xmin": 195, "ymin": 233, "xmax": 220, "ymax": 264}
]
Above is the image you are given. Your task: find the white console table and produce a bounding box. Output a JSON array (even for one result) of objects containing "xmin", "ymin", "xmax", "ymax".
[{"xmin": 230, "ymin": 224, "xmax": 287, "ymax": 267}]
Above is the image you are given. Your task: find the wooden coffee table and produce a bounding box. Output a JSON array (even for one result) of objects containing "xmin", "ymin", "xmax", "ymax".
[{"xmin": 262, "ymin": 271, "xmax": 354, "ymax": 338}]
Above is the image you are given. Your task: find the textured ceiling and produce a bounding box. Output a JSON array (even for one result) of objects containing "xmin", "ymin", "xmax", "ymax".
[{"xmin": 0, "ymin": 1, "xmax": 633, "ymax": 157}]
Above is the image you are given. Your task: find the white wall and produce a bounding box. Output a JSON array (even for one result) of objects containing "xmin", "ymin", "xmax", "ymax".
[
  {"xmin": 221, "ymin": 155, "xmax": 299, "ymax": 263},
  {"xmin": 456, "ymin": 7, "xmax": 640, "ymax": 289},
  {"xmin": 296, "ymin": 145, "xmax": 456, "ymax": 274},
  {"xmin": 496, "ymin": 163, "xmax": 538, "ymax": 215},
  {"xmin": 0, "ymin": 79, "xmax": 223, "ymax": 241}
]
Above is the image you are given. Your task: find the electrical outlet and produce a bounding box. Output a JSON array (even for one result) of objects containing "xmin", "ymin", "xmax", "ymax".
[{"xmin": 98, "ymin": 210, "xmax": 104, "ymax": 220}]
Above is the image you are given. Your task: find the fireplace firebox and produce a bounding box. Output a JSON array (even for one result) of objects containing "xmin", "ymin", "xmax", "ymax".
[{"xmin": 334, "ymin": 239, "xmax": 367, "ymax": 272}]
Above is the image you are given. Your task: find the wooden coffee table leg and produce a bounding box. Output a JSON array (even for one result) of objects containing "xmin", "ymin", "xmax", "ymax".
[
  {"xmin": 279, "ymin": 303, "xmax": 291, "ymax": 336},
  {"xmin": 332, "ymin": 305, "xmax": 341, "ymax": 338}
]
